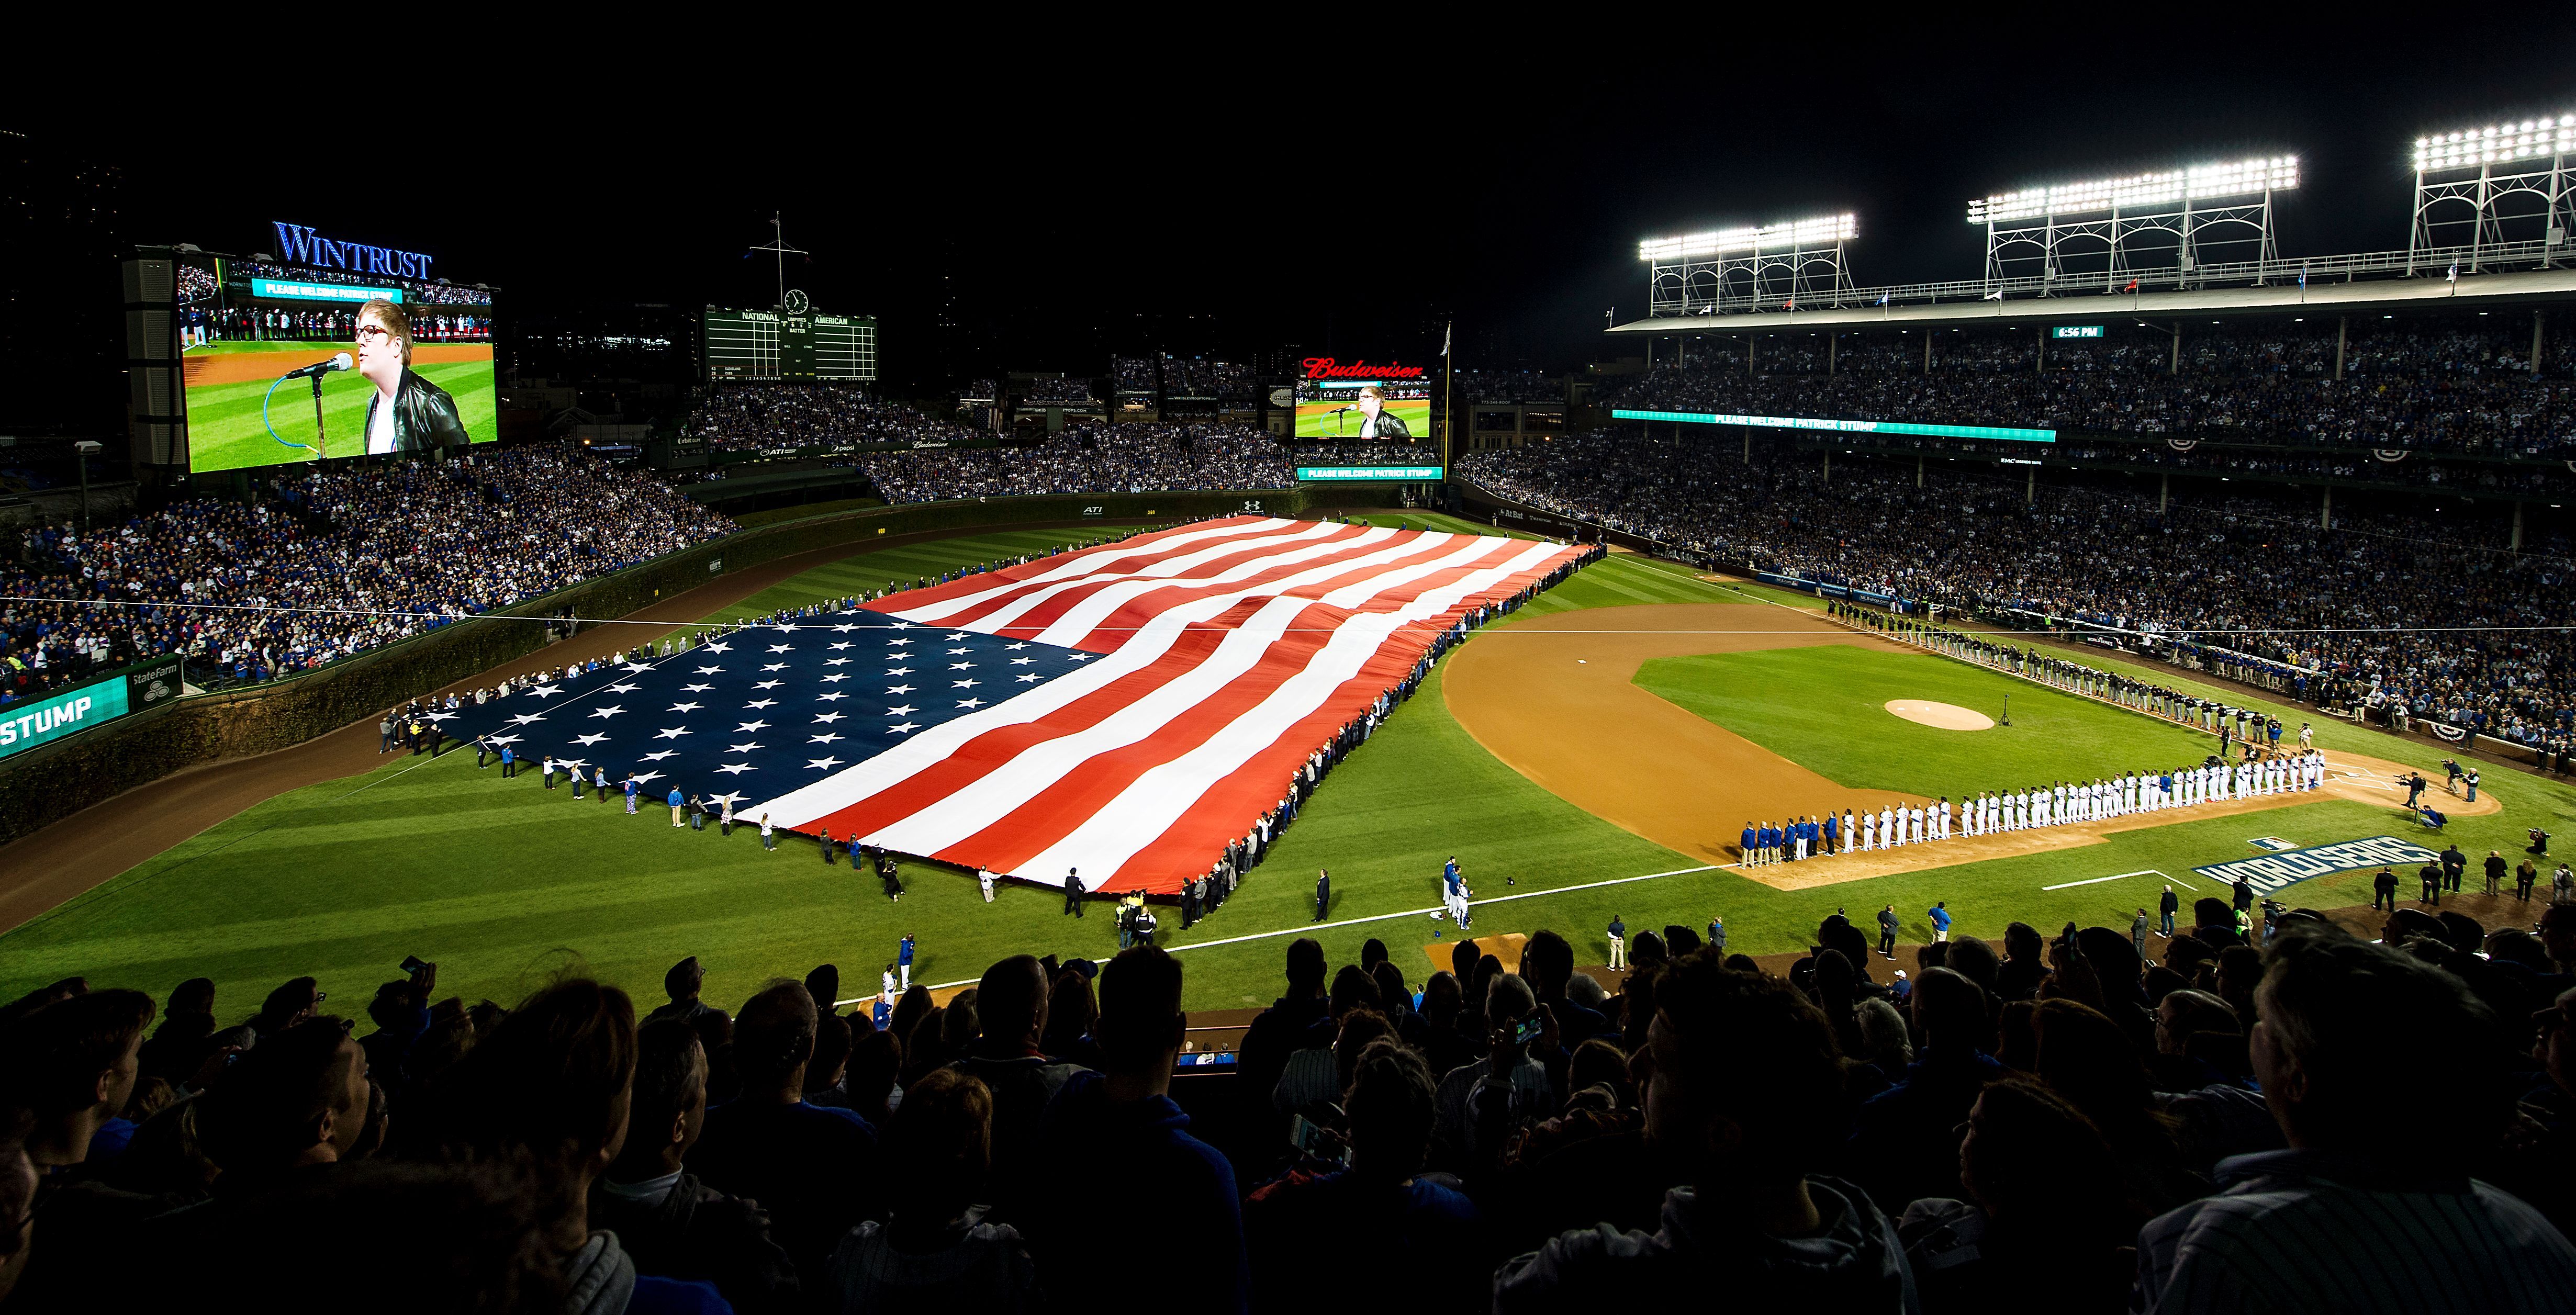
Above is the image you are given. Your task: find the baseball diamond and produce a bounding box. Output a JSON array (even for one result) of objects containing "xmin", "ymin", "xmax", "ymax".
[{"xmin": 12, "ymin": 60, "xmax": 2576, "ymax": 1311}]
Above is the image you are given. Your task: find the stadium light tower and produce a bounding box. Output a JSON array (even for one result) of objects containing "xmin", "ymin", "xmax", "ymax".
[
  {"xmin": 1641, "ymin": 213, "xmax": 1856, "ymax": 318},
  {"xmin": 2408, "ymin": 114, "xmax": 2576, "ymax": 274},
  {"xmin": 1966, "ymin": 156, "xmax": 2298, "ymax": 295}
]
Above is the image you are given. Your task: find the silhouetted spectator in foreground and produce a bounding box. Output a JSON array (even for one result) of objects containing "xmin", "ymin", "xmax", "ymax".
[
  {"xmin": 1494, "ymin": 953, "xmax": 1911, "ymax": 1310},
  {"xmin": 2136, "ymin": 925, "xmax": 2576, "ymax": 1312},
  {"xmin": 825, "ymin": 1069, "xmax": 1038, "ymax": 1311}
]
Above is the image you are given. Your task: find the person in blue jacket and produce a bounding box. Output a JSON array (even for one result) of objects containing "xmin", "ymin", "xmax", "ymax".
[{"xmin": 1928, "ymin": 901, "xmax": 1953, "ymax": 943}]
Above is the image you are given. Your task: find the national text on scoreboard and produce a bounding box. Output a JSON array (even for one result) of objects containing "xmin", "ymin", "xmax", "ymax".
[{"xmin": 704, "ymin": 307, "xmax": 878, "ymax": 383}]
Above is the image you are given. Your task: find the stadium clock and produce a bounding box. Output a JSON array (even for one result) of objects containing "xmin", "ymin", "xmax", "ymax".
[{"xmin": 781, "ymin": 288, "xmax": 810, "ymax": 314}]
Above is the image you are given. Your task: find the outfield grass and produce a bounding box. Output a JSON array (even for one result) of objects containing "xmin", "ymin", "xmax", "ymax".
[
  {"xmin": 1293, "ymin": 401, "xmax": 1431, "ymax": 440},
  {"xmin": 184, "ymin": 351, "xmax": 498, "ymax": 474},
  {"xmin": 6, "ymin": 521, "xmax": 2570, "ymax": 1016},
  {"xmin": 1636, "ymin": 646, "xmax": 2212, "ymax": 793}
]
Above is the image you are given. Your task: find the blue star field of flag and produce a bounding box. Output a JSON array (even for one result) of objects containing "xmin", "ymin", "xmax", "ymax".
[{"xmin": 434, "ymin": 610, "xmax": 1093, "ymax": 816}]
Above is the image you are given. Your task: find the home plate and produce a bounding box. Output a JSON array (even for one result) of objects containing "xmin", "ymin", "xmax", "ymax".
[{"xmin": 1886, "ymin": 699, "xmax": 1995, "ymax": 730}]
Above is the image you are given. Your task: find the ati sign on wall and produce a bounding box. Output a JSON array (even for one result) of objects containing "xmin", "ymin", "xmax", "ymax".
[{"xmin": 2193, "ymin": 835, "xmax": 2439, "ymax": 898}]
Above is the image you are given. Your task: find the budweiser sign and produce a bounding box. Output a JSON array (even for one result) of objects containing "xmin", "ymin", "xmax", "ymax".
[{"xmin": 1303, "ymin": 357, "xmax": 1425, "ymax": 380}]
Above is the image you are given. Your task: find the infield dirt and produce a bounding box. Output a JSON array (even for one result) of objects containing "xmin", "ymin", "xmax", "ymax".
[{"xmin": 1441, "ymin": 603, "xmax": 2495, "ymax": 891}]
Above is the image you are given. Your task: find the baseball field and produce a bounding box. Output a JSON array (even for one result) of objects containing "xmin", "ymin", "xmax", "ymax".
[
  {"xmin": 181, "ymin": 340, "xmax": 498, "ymax": 474},
  {"xmin": 1293, "ymin": 399, "xmax": 1431, "ymax": 440},
  {"xmin": 3, "ymin": 511, "xmax": 2566, "ymax": 1015}
]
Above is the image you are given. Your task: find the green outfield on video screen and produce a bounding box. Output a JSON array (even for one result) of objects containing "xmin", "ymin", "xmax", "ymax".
[
  {"xmin": 175, "ymin": 254, "xmax": 497, "ymax": 474},
  {"xmin": 1293, "ymin": 378, "xmax": 1431, "ymax": 441}
]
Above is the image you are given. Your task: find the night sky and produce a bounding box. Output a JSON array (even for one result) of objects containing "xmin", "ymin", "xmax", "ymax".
[{"xmin": 11, "ymin": 30, "xmax": 2576, "ymax": 395}]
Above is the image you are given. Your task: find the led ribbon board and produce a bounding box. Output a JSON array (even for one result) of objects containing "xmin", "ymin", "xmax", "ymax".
[
  {"xmin": 249, "ymin": 278, "xmax": 405, "ymax": 304},
  {"xmin": 1611, "ymin": 409, "xmax": 2056, "ymax": 444},
  {"xmin": 0, "ymin": 675, "xmax": 130, "ymax": 762},
  {"xmin": 1296, "ymin": 465, "xmax": 1445, "ymax": 481}
]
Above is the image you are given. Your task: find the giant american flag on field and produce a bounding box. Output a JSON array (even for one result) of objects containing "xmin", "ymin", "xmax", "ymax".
[{"xmin": 444, "ymin": 516, "xmax": 1588, "ymax": 893}]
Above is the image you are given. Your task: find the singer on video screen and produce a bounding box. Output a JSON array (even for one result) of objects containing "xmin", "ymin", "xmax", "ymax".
[
  {"xmin": 1355, "ymin": 385, "xmax": 1410, "ymax": 441},
  {"xmin": 353, "ymin": 298, "xmax": 468, "ymax": 456}
]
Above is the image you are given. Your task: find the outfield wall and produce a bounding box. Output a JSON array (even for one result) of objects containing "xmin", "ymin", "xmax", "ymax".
[{"xmin": 0, "ymin": 485, "xmax": 1374, "ymax": 848}]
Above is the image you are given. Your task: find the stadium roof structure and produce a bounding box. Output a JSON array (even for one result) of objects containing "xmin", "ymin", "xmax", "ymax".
[{"xmin": 1608, "ymin": 261, "xmax": 2576, "ymax": 336}]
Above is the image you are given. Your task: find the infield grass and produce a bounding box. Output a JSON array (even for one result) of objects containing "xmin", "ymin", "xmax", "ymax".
[
  {"xmin": 1635, "ymin": 645, "xmax": 2214, "ymax": 793},
  {"xmin": 7, "ymin": 520, "xmax": 2571, "ymax": 1016}
]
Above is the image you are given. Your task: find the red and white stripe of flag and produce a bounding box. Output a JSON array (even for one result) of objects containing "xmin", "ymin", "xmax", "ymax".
[{"xmin": 745, "ymin": 518, "xmax": 1584, "ymax": 892}]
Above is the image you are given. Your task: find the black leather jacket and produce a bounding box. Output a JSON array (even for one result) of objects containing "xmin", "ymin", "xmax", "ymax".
[
  {"xmin": 1361, "ymin": 408, "xmax": 1413, "ymax": 440},
  {"xmin": 361, "ymin": 368, "xmax": 469, "ymax": 455}
]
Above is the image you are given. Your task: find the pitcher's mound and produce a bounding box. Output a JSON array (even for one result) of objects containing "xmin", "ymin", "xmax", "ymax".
[{"xmin": 1886, "ymin": 700, "xmax": 1995, "ymax": 730}]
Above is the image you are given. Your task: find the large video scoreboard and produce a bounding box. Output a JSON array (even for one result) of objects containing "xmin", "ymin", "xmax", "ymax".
[{"xmin": 704, "ymin": 304, "xmax": 877, "ymax": 382}]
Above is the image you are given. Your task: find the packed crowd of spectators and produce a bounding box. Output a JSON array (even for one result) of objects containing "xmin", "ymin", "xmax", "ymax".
[
  {"xmin": 857, "ymin": 423, "xmax": 1296, "ymax": 502},
  {"xmin": 6, "ymin": 894, "xmax": 2571, "ymax": 1312},
  {"xmin": 1457, "ymin": 369, "xmax": 1568, "ymax": 404},
  {"xmin": 1460, "ymin": 433, "xmax": 2576, "ymax": 755},
  {"xmin": 1, "ymin": 442, "xmax": 733, "ymax": 696},
  {"xmin": 680, "ymin": 387, "xmax": 963, "ymax": 453},
  {"xmin": 1015, "ymin": 377, "xmax": 1097, "ymax": 405},
  {"xmin": 1112, "ymin": 357, "xmax": 1157, "ymax": 394},
  {"xmin": 1604, "ymin": 320, "xmax": 2576, "ymax": 454},
  {"xmin": 1159, "ymin": 358, "xmax": 1257, "ymax": 400}
]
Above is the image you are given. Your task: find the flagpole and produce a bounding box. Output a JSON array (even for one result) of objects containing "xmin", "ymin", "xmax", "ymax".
[{"xmin": 1441, "ymin": 320, "xmax": 1453, "ymax": 512}]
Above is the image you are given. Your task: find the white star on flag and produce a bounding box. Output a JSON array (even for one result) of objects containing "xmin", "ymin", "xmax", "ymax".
[
  {"xmin": 810, "ymin": 733, "xmax": 844, "ymax": 744},
  {"xmin": 669, "ymin": 702, "xmax": 702, "ymax": 713},
  {"xmin": 575, "ymin": 733, "xmax": 610, "ymax": 746},
  {"xmin": 715, "ymin": 763, "xmax": 756, "ymax": 774},
  {"xmin": 737, "ymin": 720, "xmax": 770, "ymax": 732},
  {"xmin": 888, "ymin": 722, "xmax": 921, "ymax": 734},
  {"xmin": 655, "ymin": 727, "xmax": 692, "ymax": 740},
  {"xmin": 807, "ymin": 757, "xmax": 844, "ymax": 770},
  {"xmin": 641, "ymin": 750, "xmax": 678, "ymax": 761},
  {"xmin": 814, "ymin": 711, "xmax": 847, "ymax": 723},
  {"xmin": 589, "ymin": 706, "xmax": 625, "ymax": 719},
  {"xmin": 729, "ymin": 742, "xmax": 764, "ymax": 754},
  {"xmin": 768, "ymin": 644, "xmax": 793, "ymax": 654}
]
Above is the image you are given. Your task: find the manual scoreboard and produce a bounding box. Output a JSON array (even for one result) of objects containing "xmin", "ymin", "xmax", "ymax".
[{"xmin": 704, "ymin": 305, "xmax": 877, "ymax": 383}]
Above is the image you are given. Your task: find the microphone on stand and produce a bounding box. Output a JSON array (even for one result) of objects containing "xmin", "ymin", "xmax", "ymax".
[{"xmin": 281, "ymin": 353, "xmax": 354, "ymax": 380}]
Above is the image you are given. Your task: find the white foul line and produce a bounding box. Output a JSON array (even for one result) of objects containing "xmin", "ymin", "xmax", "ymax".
[
  {"xmin": 830, "ymin": 859, "xmax": 1733, "ymax": 1005},
  {"xmin": 2044, "ymin": 867, "xmax": 2184, "ymax": 892}
]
